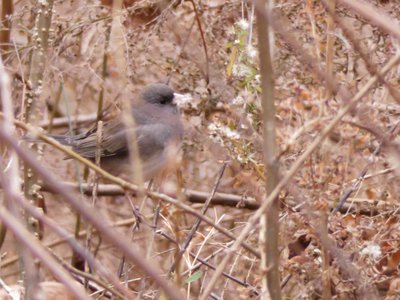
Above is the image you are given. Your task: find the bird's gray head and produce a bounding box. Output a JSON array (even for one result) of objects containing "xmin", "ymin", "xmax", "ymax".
[{"xmin": 141, "ymin": 83, "xmax": 175, "ymax": 106}]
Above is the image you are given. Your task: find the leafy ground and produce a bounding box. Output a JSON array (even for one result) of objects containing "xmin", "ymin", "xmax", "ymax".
[{"xmin": 1, "ymin": 0, "xmax": 400, "ymax": 299}]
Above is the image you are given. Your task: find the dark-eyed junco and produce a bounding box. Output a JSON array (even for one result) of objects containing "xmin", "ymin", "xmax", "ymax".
[{"xmin": 50, "ymin": 83, "xmax": 184, "ymax": 181}]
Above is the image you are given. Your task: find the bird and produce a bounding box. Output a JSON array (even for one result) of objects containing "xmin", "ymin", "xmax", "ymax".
[{"xmin": 50, "ymin": 83, "xmax": 184, "ymax": 181}]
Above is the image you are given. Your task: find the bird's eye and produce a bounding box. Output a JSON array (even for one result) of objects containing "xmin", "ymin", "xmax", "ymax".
[{"xmin": 160, "ymin": 99, "xmax": 167, "ymax": 104}]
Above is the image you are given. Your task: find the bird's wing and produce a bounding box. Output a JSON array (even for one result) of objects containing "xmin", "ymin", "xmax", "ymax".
[{"xmin": 71, "ymin": 121, "xmax": 169, "ymax": 160}]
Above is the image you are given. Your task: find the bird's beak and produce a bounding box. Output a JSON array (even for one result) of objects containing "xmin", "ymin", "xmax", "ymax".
[{"xmin": 173, "ymin": 93, "xmax": 192, "ymax": 106}]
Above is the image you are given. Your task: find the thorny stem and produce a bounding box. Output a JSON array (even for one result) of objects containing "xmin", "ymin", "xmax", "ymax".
[{"xmin": 22, "ymin": 1, "xmax": 55, "ymax": 295}]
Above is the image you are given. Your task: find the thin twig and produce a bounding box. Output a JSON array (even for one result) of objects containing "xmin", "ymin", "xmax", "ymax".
[
  {"xmin": 166, "ymin": 16, "xmax": 196, "ymax": 85},
  {"xmin": 321, "ymin": 0, "xmax": 400, "ymax": 103},
  {"xmin": 159, "ymin": 231, "xmax": 260, "ymax": 295},
  {"xmin": 337, "ymin": 0, "xmax": 400, "ymax": 40},
  {"xmin": 39, "ymin": 113, "xmax": 98, "ymax": 129},
  {"xmin": 96, "ymin": 19, "xmax": 112, "ymax": 122},
  {"xmin": 334, "ymin": 120, "xmax": 400, "ymax": 212},
  {"xmin": 168, "ymin": 161, "xmax": 228, "ymax": 275},
  {"xmin": 189, "ymin": 0, "xmax": 210, "ymax": 84}
]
